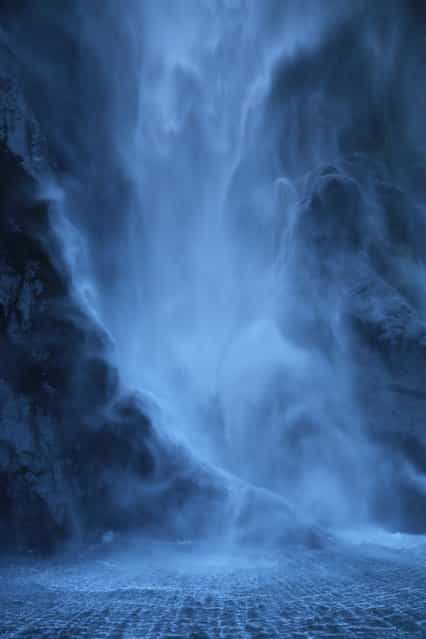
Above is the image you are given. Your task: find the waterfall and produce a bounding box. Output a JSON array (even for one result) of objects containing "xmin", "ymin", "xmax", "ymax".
[
  {"xmin": 7, "ymin": 0, "xmax": 423, "ymax": 533},
  {"xmin": 73, "ymin": 0, "xmax": 371, "ymax": 527}
]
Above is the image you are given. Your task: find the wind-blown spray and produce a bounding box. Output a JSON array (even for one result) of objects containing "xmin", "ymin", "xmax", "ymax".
[{"xmin": 4, "ymin": 0, "xmax": 426, "ymax": 539}]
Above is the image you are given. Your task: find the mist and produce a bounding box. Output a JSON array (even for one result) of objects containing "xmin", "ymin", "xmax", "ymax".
[
  {"xmin": 2, "ymin": 0, "xmax": 426, "ymax": 549},
  {"xmin": 5, "ymin": 2, "xmax": 426, "ymax": 637}
]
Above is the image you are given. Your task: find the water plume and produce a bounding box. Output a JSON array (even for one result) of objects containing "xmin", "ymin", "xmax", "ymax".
[{"xmin": 3, "ymin": 0, "xmax": 426, "ymax": 542}]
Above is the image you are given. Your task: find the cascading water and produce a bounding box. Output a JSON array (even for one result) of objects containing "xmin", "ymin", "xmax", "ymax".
[
  {"xmin": 4, "ymin": 3, "xmax": 426, "ymax": 637},
  {"xmin": 8, "ymin": 0, "xmax": 422, "ymax": 537},
  {"xmin": 53, "ymin": 0, "xmax": 373, "ymax": 529}
]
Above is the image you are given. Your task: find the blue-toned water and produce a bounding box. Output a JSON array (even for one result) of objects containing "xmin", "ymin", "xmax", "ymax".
[
  {"xmin": 2, "ymin": 3, "xmax": 426, "ymax": 637},
  {"xmin": 2, "ymin": 533, "xmax": 426, "ymax": 638}
]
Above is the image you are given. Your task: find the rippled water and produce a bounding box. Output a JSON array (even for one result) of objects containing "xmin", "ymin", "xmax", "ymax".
[{"xmin": 1, "ymin": 533, "xmax": 426, "ymax": 638}]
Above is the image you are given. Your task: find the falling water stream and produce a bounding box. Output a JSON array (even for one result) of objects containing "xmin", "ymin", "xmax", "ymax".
[
  {"xmin": 2, "ymin": 2, "xmax": 426, "ymax": 637},
  {"xmin": 56, "ymin": 0, "xmax": 376, "ymax": 529}
]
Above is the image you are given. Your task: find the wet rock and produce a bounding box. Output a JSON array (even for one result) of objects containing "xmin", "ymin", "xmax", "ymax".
[{"xmin": 0, "ymin": 67, "xmax": 159, "ymax": 551}]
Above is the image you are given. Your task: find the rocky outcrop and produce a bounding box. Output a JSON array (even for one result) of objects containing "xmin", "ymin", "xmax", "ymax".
[
  {"xmin": 291, "ymin": 161, "xmax": 426, "ymax": 531},
  {"xmin": 0, "ymin": 139, "xmax": 116, "ymax": 550},
  {"xmin": 0, "ymin": 137, "xmax": 207, "ymax": 550},
  {"xmin": 0, "ymin": 52, "xmax": 195, "ymax": 551}
]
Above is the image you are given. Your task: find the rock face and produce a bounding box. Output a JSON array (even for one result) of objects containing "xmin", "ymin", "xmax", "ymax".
[
  {"xmin": 0, "ymin": 51, "xmax": 205, "ymax": 551},
  {"xmin": 287, "ymin": 161, "xmax": 426, "ymax": 531},
  {"xmin": 0, "ymin": 135, "xmax": 220, "ymax": 551},
  {"xmin": 0, "ymin": 139, "xmax": 148, "ymax": 549},
  {"xmin": 0, "ymin": 83, "xmax": 71, "ymax": 549}
]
